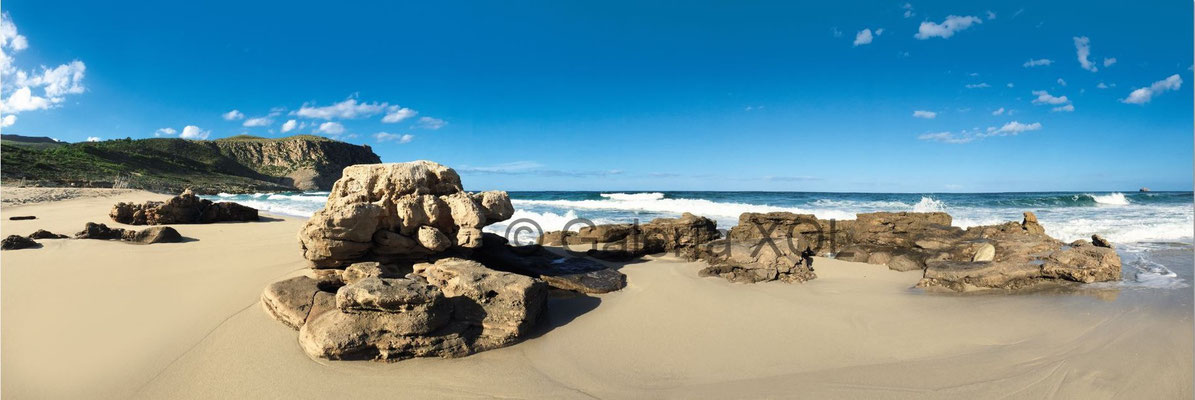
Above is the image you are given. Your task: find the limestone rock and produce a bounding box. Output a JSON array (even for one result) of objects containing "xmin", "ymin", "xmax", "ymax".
[
  {"xmin": 886, "ymin": 254, "xmax": 923, "ymax": 272},
  {"xmin": 414, "ymin": 258, "xmax": 548, "ymax": 346},
  {"xmin": 971, "ymin": 243, "xmax": 995, "ymax": 262},
  {"xmin": 694, "ymin": 239, "xmax": 816, "ymax": 283},
  {"xmin": 110, "ymin": 189, "xmax": 258, "ymax": 225},
  {"xmin": 538, "ymin": 212, "xmax": 719, "ymax": 257},
  {"xmin": 261, "ymin": 276, "xmax": 322, "ymax": 330},
  {"xmin": 75, "ymin": 222, "xmax": 127, "ymax": 240},
  {"xmin": 128, "ymin": 226, "xmax": 183, "ymax": 244},
  {"xmin": 540, "ymin": 269, "xmax": 628, "ymax": 294},
  {"xmin": 1091, "ymin": 234, "xmax": 1112, "ymax": 249},
  {"xmin": 1, "ymin": 235, "xmax": 40, "ymax": 250}
]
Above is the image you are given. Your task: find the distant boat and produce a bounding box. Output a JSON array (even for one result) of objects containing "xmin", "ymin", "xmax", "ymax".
[{"xmin": 1139, "ymin": 187, "xmax": 1151, "ymax": 192}]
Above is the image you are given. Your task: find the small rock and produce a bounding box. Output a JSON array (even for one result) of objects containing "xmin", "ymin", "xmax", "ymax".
[
  {"xmin": 27, "ymin": 229, "xmax": 68, "ymax": 239},
  {"xmin": 541, "ymin": 268, "xmax": 627, "ymax": 294},
  {"xmin": 1, "ymin": 235, "xmax": 40, "ymax": 250},
  {"xmin": 886, "ymin": 254, "xmax": 924, "ymax": 272},
  {"xmin": 1091, "ymin": 234, "xmax": 1113, "ymax": 249},
  {"xmin": 75, "ymin": 222, "xmax": 127, "ymax": 240},
  {"xmin": 8, "ymin": 216, "xmax": 35, "ymax": 220},
  {"xmin": 129, "ymin": 226, "xmax": 183, "ymax": 244}
]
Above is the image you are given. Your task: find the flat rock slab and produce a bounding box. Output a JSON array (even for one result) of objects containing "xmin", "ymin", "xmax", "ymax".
[
  {"xmin": 261, "ymin": 276, "xmax": 321, "ymax": 330},
  {"xmin": 541, "ymin": 268, "xmax": 627, "ymax": 294}
]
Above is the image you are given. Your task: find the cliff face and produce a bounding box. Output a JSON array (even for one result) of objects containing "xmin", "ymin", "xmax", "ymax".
[
  {"xmin": 213, "ymin": 136, "xmax": 381, "ymax": 190},
  {"xmin": 1, "ymin": 135, "xmax": 381, "ymax": 193}
]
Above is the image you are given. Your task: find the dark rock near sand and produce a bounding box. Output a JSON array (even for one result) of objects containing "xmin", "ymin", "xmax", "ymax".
[
  {"xmin": 539, "ymin": 212, "xmax": 720, "ymax": 258},
  {"xmin": 541, "ymin": 268, "xmax": 628, "ymax": 294},
  {"xmin": 8, "ymin": 215, "xmax": 35, "ymax": 220},
  {"xmin": 1, "ymin": 235, "xmax": 41, "ymax": 250},
  {"xmin": 75, "ymin": 222, "xmax": 183, "ymax": 244},
  {"xmin": 27, "ymin": 229, "xmax": 68, "ymax": 239},
  {"xmin": 474, "ymin": 233, "xmax": 626, "ymax": 293},
  {"xmin": 75, "ymin": 222, "xmax": 127, "ymax": 240},
  {"xmin": 261, "ymin": 276, "xmax": 323, "ymax": 330},
  {"xmin": 110, "ymin": 189, "xmax": 258, "ymax": 225}
]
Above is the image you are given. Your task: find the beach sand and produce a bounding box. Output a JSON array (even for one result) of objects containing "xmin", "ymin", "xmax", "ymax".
[{"xmin": 2, "ymin": 190, "xmax": 1191, "ymax": 399}]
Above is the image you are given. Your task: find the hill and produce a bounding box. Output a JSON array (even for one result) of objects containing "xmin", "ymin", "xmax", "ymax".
[{"xmin": 0, "ymin": 135, "xmax": 381, "ymax": 193}]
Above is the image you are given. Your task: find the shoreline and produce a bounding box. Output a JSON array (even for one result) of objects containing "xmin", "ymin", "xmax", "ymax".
[{"xmin": 1, "ymin": 189, "xmax": 1191, "ymax": 399}]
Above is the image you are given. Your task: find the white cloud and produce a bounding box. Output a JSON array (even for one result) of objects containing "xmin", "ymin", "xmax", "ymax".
[
  {"xmin": 918, "ymin": 132, "xmax": 974, "ymax": 144},
  {"xmin": 1, "ymin": 114, "xmax": 14, "ymax": 127},
  {"xmin": 1057, "ymin": 78, "xmax": 1067, "ymax": 86},
  {"xmin": 902, "ymin": 3, "xmax": 915, "ymax": 18},
  {"xmin": 989, "ymin": 121, "xmax": 1041, "ymax": 136},
  {"xmin": 1121, "ymin": 74, "xmax": 1183, "ymax": 104},
  {"xmin": 281, "ymin": 119, "xmax": 298, "ymax": 133},
  {"xmin": 317, "ymin": 121, "xmax": 345, "ymax": 135},
  {"xmin": 86, "ymin": 136, "xmax": 100, "ymax": 142},
  {"xmin": 180, "ymin": 125, "xmax": 210, "ymax": 140},
  {"xmin": 1103, "ymin": 57, "xmax": 1116, "ymax": 67},
  {"xmin": 242, "ymin": 117, "xmax": 272, "ymax": 127},
  {"xmin": 381, "ymin": 106, "xmax": 417, "ymax": 123},
  {"xmin": 0, "ymin": 14, "xmax": 86, "ymax": 117},
  {"xmin": 832, "ymin": 27, "xmax": 843, "ymax": 38},
  {"xmin": 1074, "ymin": 36, "xmax": 1097, "ymax": 72},
  {"xmin": 965, "ymin": 82, "xmax": 990, "ymax": 89},
  {"xmin": 2, "ymin": 86, "xmax": 51, "ymax": 112},
  {"xmin": 416, "ymin": 116, "xmax": 446, "ymax": 130},
  {"xmin": 914, "ymin": 15, "xmax": 981, "ymax": 40},
  {"xmin": 1096, "ymin": 82, "xmax": 1111, "ymax": 89},
  {"xmin": 1023, "ymin": 58, "xmax": 1053, "ymax": 67},
  {"xmin": 875, "ymin": 28, "xmax": 884, "ymax": 36},
  {"xmin": 1031, "ymin": 90, "xmax": 1069, "ymax": 105},
  {"xmin": 991, "ymin": 107, "xmax": 1005, "ymax": 116},
  {"xmin": 373, "ymin": 132, "xmax": 414, "ymax": 143},
  {"xmin": 222, "ymin": 110, "xmax": 244, "ymax": 120},
  {"xmin": 154, "ymin": 127, "xmax": 177, "ymax": 137},
  {"xmin": 852, "ymin": 29, "xmax": 873, "ymax": 46},
  {"xmin": 1006, "ymin": 82, "xmax": 1014, "ymax": 88},
  {"xmin": 912, "ymin": 110, "xmax": 937, "ymax": 119},
  {"xmin": 296, "ymin": 98, "xmax": 388, "ymax": 120},
  {"xmin": 986, "ymin": 10, "xmax": 997, "ymax": 20},
  {"xmin": 1052, "ymin": 104, "xmax": 1075, "ymax": 112}
]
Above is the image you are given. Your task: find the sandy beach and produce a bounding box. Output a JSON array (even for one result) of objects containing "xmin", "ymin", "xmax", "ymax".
[{"xmin": 1, "ymin": 189, "xmax": 1191, "ymax": 399}]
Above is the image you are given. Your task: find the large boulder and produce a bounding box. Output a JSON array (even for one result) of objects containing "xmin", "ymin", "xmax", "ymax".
[
  {"xmin": 297, "ymin": 161, "xmax": 514, "ymax": 267},
  {"xmin": 110, "ymin": 189, "xmax": 258, "ymax": 225},
  {"xmin": 295, "ymin": 258, "xmax": 547, "ymax": 361}
]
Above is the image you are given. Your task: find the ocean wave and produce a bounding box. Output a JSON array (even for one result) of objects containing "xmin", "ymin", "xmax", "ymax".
[
  {"xmin": 512, "ymin": 197, "xmax": 858, "ymax": 221},
  {"xmin": 265, "ymin": 193, "xmax": 329, "ymax": 203},
  {"xmin": 1094, "ymin": 193, "xmax": 1128, "ymax": 206},
  {"xmin": 483, "ymin": 209, "xmax": 621, "ymax": 243},
  {"xmin": 912, "ymin": 196, "xmax": 946, "ymax": 212},
  {"xmin": 217, "ymin": 199, "xmax": 318, "ymax": 218},
  {"xmin": 600, "ymin": 192, "xmax": 666, "ymax": 201}
]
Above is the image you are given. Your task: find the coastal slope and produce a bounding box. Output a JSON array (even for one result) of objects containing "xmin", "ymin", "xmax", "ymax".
[
  {"xmin": 0, "ymin": 135, "xmax": 380, "ymax": 193},
  {"xmin": 0, "ymin": 192, "xmax": 1190, "ymax": 399}
]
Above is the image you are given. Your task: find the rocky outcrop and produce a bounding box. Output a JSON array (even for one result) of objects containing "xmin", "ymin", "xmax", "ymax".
[
  {"xmin": 75, "ymin": 222, "xmax": 183, "ymax": 244},
  {"xmin": 693, "ymin": 239, "xmax": 816, "ymax": 283},
  {"xmin": 213, "ymin": 136, "xmax": 381, "ymax": 191},
  {"xmin": 297, "ymin": 161, "xmax": 515, "ymax": 268},
  {"xmin": 2, "ymin": 235, "xmax": 40, "ymax": 250},
  {"xmin": 539, "ymin": 212, "xmax": 720, "ymax": 259},
  {"xmin": 267, "ymin": 161, "xmax": 550, "ymax": 362},
  {"xmin": 111, "ymin": 189, "xmax": 258, "ymax": 225},
  {"xmin": 27, "ymin": 229, "xmax": 68, "ymax": 239}
]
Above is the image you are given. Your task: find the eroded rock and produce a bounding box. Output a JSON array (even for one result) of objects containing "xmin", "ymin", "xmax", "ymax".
[
  {"xmin": 111, "ymin": 189, "xmax": 258, "ymax": 225},
  {"xmin": 1, "ymin": 235, "xmax": 40, "ymax": 250}
]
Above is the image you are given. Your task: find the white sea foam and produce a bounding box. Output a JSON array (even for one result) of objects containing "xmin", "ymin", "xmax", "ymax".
[
  {"xmin": 1090, "ymin": 192, "xmax": 1130, "ymax": 205},
  {"xmin": 912, "ymin": 196, "xmax": 946, "ymax": 212},
  {"xmin": 512, "ymin": 198, "xmax": 858, "ymax": 222},
  {"xmin": 600, "ymin": 192, "xmax": 666, "ymax": 201},
  {"xmin": 483, "ymin": 209, "xmax": 620, "ymax": 244}
]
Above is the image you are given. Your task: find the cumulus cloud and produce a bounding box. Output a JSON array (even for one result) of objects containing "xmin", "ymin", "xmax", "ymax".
[
  {"xmin": 381, "ymin": 106, "xmax": 417, "ymax": 123},
  {"xmin": 1051, "ymin": 104, "xmax": 1075, "ymax": 112},
  {"xmin": 281, "ymin": 119, "xmax": 299, "ymax": 133},
  {"xmin": 914, "ymin": 15, "xmax": 981, "ymax": 40},
  {"xmin": 180, "ymin": 125, "xmax": 210, "ymax": 140},
  {"xmin": 912, "ymin": 110, "xmax": 937, "ymax": 119},
  {"xmin": 985, "ymin": 10, "xmax": 996, "ymax": 20},
  {"xmin": 1031, "ymin": 90, "xmax": 1069, "ymax": 105},
  {"xmin": 373, "ymin": 132, "xmax": 414, "ymax": 143},
  {"xmin": 317, "ymin": 121, "xmax": 345, "ymax": 135},
  {"xmin": 965, "ymin": 82, "xmax": 990, "ymax": 89},
  {"xmin": 86, "ymin": 136, "xmax": 100, "ymax": 142},
  {"xmin": 1096, "ymin": 82, "xmax": 1112, "ymax": 89},
  {"xmin": 1074, "ymin": 36, "xmax": 1097, "ymax": 72},
  {"xmin": 902, "ymin": 3, "xmax": 914, "ymax": 18},
  {"xmin": 0, "ymin": 14, "xmax": 86, "ymax": 117},
  {"xmin": 242, "ymin": 117, "xmax": 272, "ymax": 127},
  {"xmin": 296, "ymin": 98, "xmax": 387, "ymax": 120},
  {"xmin": 222, "ymin": 110, "xmax": 244, "ymax": 120},
  {"xmin": 1103, "ymin": 57, "xmax": 1116, "ymax": 67},
  {"xmin": 416, "ymin": 116, "xmax": 446, "ymax": 130},
  {"xmin": 1057, "ymin": 78, "xmax": 1067, "ymax": 86},
  {"xmin": 1, "ymin": 114, "xmax": 14, "ymax": 127},
  {"xmin": 991, "ymin": 107, "xmax": 1005, "ymax": 116},
  {"xmin": 853, "ymin": 29, "xmax": 874, "ymax": 46},
  {"xmin": 1121, "ymin": 74, "xmax": 1182, "ymax": 104},
  {"xmin": 1023, "ymin": 58, "xmax": 1053, "ymax": 67},
  {"xmin": 989, "ymin": 121, "xmax": 1041, "ymax": 136},
  {"xmin": 154, "ymin": 127, "xmax": 177, "ymax": 137}
]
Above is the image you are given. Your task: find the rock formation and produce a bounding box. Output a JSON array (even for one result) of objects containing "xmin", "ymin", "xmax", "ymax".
[
  {"xmin": 718, "ymin": 210, "xmax": 1122, "ymax": 291},
  {"xmin": 27, "ymin": 229, "xmax": 68, "ymax": 239},
  {"xmin": 213, "ymin": 135, "xmax": 382, "ymax": 191},
  {"xmin": 267, "ymin": 161, "xmax": 552, "ymax": 362},
  {"xmin": 539, "ymin": 212, "xmax": 720, "ymax": 260},
  {"xmin": 111, "ymin": 189, "xmax": 258, "ymax": 225},
  {"xmin": 474, "ymin": 233, "xmax": 626, "ymax": 294},
  {"xmin": 1, "ymin": 235, "xmax": 40, "ymax": 250},
  {"xmin": 692, "ymin": 238, "xmax": 817, "ymax": 283},
  {"xmin": 75, "ymin": 222, "xmax": 183, "ymax": 244}
]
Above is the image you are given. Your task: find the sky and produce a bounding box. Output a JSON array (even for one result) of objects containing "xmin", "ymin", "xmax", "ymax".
[{"xmin": 1, "ymin": 0, "xmax": 1192, "ymax": 192}]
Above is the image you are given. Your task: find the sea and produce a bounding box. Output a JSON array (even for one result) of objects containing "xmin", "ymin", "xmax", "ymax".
[{"xmin": 206, "ymin": 191, "xmax": 1194, "ymax": 291}]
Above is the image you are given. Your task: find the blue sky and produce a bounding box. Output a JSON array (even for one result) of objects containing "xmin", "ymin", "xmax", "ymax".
[{"xmin": 1, "ymin": 0, "xmax": 1191, "ymax": 192}]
